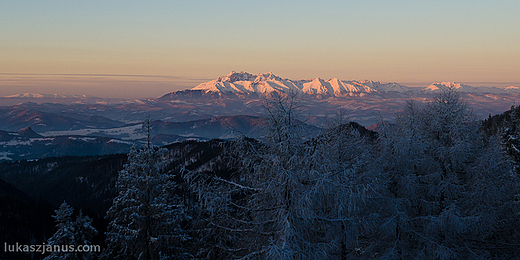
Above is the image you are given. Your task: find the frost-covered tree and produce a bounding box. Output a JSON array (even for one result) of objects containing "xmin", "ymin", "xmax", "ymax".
[
  {"xmin": 104, "ymin": 119, "xmax": 190, "ymax": 260},
  {"xmin": 502, "ymin": 105, "xmax": 520, "ymax": 163},
  {"xmin": 44, "ymin": 201, "xmax": 98, "ymax": 260},
  {"xmin": 304, "ymin": 117, "xmax": 382, "ymax": 259},
  {"xmin": 374, "ymin": 88, "xmax": 520, "ymax": 259},
  {"xmin": 186, "ymin": 93, "xmax": 380, "ymax": 259},
  {"xmin": 184, "ymin": 88, "xmax": 520, "ymax": 259}
]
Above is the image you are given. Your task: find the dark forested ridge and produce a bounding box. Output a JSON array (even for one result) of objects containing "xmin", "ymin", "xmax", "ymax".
[
  {"xmin": 482, "ymin": 105, "xmax": 520, "ymax": 135},
  {"xmin": 482, "ymin": 105, "xmax": 520, "ymax": 164},
  {"xmin": 0, "ymin": 155, "xmax": 127, "ymax": 215},
  {"xmin": 0, "ymin": 140, "xmax": 226, "ymax": 215},
  {"xmin": 0, "ymin": 135, "xmax": 135, "ymax": 161},
  {"xmin": 2, "ymin": 90, "xmax": 520, "ymax": 259},
  {"xmin": 0, "ymin": 139, "xmax": 227, "ymax": 259},
  {"xmin": 0, "ymin": 177, "xmax": 55, "ymax": 260},
  {"xmin": 0, "ymin": 106, "xmax": 126, "ymax": 132}
]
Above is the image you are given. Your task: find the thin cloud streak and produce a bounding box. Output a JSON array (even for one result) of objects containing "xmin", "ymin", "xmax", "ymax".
[
  {"xmin": 0, "ymin": 73, "xmax": 210, "ymax": 98},
  {"xmin": 0, "ymin": 73, "xmax": 195, "ymax": 80}
]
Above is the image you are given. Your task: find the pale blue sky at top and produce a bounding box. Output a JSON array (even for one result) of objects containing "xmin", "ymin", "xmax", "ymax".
[{"xmin": 1, "ymin": 0, "xmax": 519, "ymax": 98}]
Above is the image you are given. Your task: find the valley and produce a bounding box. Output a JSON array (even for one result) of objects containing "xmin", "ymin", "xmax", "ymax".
[{"xmin": 1, "ymin": 72, "xmax": 518, "ymax": 161}]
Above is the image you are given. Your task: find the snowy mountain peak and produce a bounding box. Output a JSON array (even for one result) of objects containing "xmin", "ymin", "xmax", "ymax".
[
  {"xmin": 221, "ymin": 71, "xmax": 257, "ymax": 82},
  {"xmin": 422, "ymin": 82, "xmax": 519, "ymax": 94},
  {"xmin": 424, "ymin": 82, "xmax": 469, "ymax": 92},
  {"xmin": 255, "ymin": 72, "xmax": 284, "ymax": 82},
  {"xmin": 216, "ymin": 71, "xmax": 287, "ymax": 84},
  {"xmin": 5, "ymin": 93, "xmax": 45, "ymax": 98},
  {"xmin": 188, "ymin": 72, "xmax": 520, "ymax": 97},
  {"xmin": 190, "ymin": 71, "xmax": 414, "ymax": 97}
]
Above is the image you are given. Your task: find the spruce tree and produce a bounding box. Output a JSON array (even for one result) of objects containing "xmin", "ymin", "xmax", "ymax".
[
  {"xmin": 103, "ymin": 119, "xmax": 190, "ymax": 260},
  {"xmin": 44, "ymin": 201, "xmax": 98, "ymax": 260}
]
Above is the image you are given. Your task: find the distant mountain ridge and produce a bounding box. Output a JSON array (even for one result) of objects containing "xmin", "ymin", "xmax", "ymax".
[
  {"xmin": 4, "ymin": 93, "xmax": 95, "ymax": 99},
  {"xmin": 0, "ymin": 107, "xmax": 127, "ymax": 132},
  {"xmin": 2, "ymin": 71, "xmax": 519, "ymax": 136},
  {"xmin": 189, "ymin": 71, "xmax": 412, "ymax": 97},
  {"xmin": 0, "ymin": 93, "xmax": 128, "ymax": 106},
  {"xmin": 183, "ymin": 71, "xmax": 520, "ymax": 97},
  {"xmin": 424, "ymin": 81, "xmax": 520, "ymax": 94},
  {"xmin": 4, "ymin": 72, "xmax": 519, "ymax": 103}
]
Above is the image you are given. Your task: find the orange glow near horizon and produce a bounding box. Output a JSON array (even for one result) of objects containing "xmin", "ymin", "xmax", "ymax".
[{"xmin": 1, "ymin": 1, "xmax": 519, "ymax": 98}]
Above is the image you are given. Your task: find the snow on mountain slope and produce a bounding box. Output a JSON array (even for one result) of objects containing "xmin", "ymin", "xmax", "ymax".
[
  {"xmin": 191, "ymin": 71, "xmax": 412, "ymax": 97},
  {"xmin": 422, "ymin": 82, "xmax": 520, "ymax": 94},
  {"xmin": 505, "ymin": 86, "xmax": 520, "ymax": 93},
  {"xmin": 191, "ymin": 72, "xmax": 520, "ymax": 98},
  {"xmin": 5, "ymin": 93, "xmax": 46, "ymax": 98},
  {"xmin": 192, "ymin": 72, "xmax": 300, "ymax": 94}
]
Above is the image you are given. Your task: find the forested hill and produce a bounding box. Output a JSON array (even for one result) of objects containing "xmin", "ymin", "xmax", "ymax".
[
  {"xmin": 0, "ymin": 139, "xmax": 228, "ymax": 216},
  {"xmin": 482, "ymin": 105, "xmax": 520, "ymax": 135},
  {"xmin": 0, "ymin": 177, "xmax": 55, "ymax": 260},
  {"xmin": 0, "ymin": 121, "xmax": 376, "ymax": 217},
  {"xmin": 482, "ymin": 105, "xmax": 520, "ymax": 163},
  {"xmin": 0, "ymin": 155, "xmax": 127, "ymax": 216}
]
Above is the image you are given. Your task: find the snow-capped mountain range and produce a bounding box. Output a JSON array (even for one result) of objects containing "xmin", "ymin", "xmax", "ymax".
[
  {"xmin": 1, "ymin": 71, "xmax": 519, "ymax": 131},
  {"xmin": 3, "ymin": 72, "xmax": 519, "ymax": 102},
  {"xmin": 192, "ymin": 71, "xmax": 410, "ymax": 97},
  {"xmin": 424, "ymin": 82, "xmax": 520, "ymax": 94},
  {"xmin": 190, "ymin": 71, "xmax": 520, "ymax": 97}
]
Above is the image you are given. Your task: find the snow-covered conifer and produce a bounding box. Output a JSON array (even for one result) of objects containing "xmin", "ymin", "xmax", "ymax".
[
  {"xmin": 44, "ymin": 202, "xmax": 98, "ymax": 260},
  {"xmin": 375, "ymin": 87, "xmax": 520, "ymax": 259},
  {"xmin": 104, "ymin": 118, "xmax": 190, "ymax": 260}
]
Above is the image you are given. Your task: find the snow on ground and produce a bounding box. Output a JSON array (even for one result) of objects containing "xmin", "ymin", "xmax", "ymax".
[
  {"xmin": 107, "ymin": 139, "xmax": 134, "ymax": 145},
  {"xmin": 0, "ymin": 151, "xmax": 13, "ymax": 161},
  {"xmin": 42, "ymin": 124, "xmax": 145, "ymax": 140},
  {"xmin": 67, "ymin": 137, "xmax": 97, "ymax": 141},
  {"xmin": 0, "ymin": 138, "xmax": 56, "ymax": 146},
  {"xmin": 1, "ymin": 140, "xmax": 32, "ymax": 146}
]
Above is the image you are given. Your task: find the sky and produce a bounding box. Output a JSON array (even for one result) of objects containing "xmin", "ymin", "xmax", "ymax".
[{"xmin": 1, "ymin": 1, "xmax": 519, "ymax": 98}]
